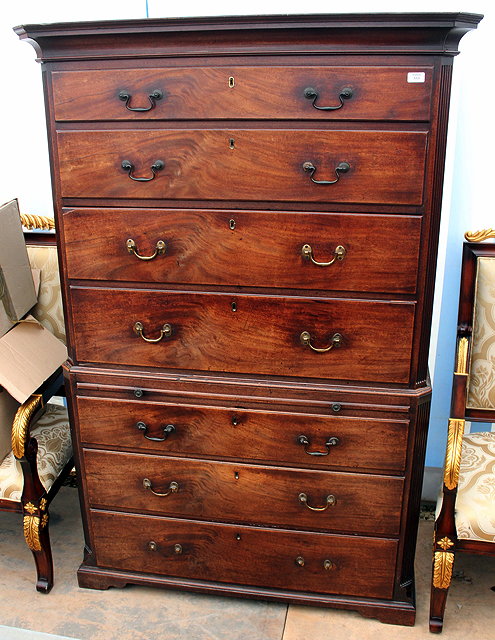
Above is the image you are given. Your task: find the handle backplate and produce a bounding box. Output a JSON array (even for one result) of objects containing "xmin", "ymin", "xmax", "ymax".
[
  {"xmin": 303, "ymin": 161, "xmax": 350, "ymax": 185},
  {"xmin": 300, "ymin": 331, "xmax": 342, "ymax": 353},
  {"xmin": 119, "ymin": 89, "xmax": 163, "ymax": 112},
  {"xmin": 301, "ymin": 243, "xmax": 346, "ymax": 266},
  {"xmin": 127, "ymin": 238, "xmax": 166, "ymax": 260},
  {"xmin": 304, "ymin": 86, "xmax": 353, "ymax": 111},
  {"xmin": 299, "ymin": 492, "xmax": 336, "ymax": 511}
]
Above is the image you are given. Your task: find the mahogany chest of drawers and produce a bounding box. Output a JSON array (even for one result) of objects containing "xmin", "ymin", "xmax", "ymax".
[{"xmin": 17, "ymin": 12, "xmax": 481, "ymax": 625}]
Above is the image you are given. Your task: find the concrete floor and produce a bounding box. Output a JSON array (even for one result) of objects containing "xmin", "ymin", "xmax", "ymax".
[{"xmin": 0, "ymin": 487, "xmax": 494, "ymax": 640}]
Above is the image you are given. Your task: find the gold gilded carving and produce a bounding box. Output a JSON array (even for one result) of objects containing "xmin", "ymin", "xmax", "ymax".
[
  {"xmin": 39, "ymin": 498, "xmax": 47, "ymax": 511},
  {"xmin": 12, "ymin": 394, "xmax": 43, "ymax": 459},
  {"xmin": 437, "ymin": 537, "xmax": 454, "ymax": 550},
  {"xmin": 24, "ymin": 502, "xmax": 37, "ymax": 515},
  {"xmin": 443, "ymin": 419, "xmax": 465, "ymax": 490},
  {"xmin": 464, "ymin": 229, "xmax": 495, "ymax": 243},
  {"xmin": 41, "ymin": 514, "xmax": 49, "ymax": 528},
  {"xmin": 455, "ymin": 337, "xmax": 469, "ymax": 375},
  {"xmin": 23, "ymin": 515, "xmax": 42, "ymax": 551},
  {"xmin": 433, "ymin": 551, "xmax": 454, "ymax": 589},
  {"xmin": 19, "ymin": 213, "xmax": 55, "ymax": 231}
]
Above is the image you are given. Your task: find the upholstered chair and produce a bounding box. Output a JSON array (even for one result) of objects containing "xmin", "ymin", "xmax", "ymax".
[
  {"xmin": 0, "ymin": 213, "xmax": 73, "ymax": 593},
  {"xmin": 430, "ymin": 233, "xmax": 495, "ymax": 632}
]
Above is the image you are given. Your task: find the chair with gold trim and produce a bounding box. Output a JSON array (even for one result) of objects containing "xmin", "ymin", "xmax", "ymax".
[
  {"xmin": 430, "ymin": 230, "xmax": 495, "ymax": 632},
  {"xmin": 0, "ymin": 212, "xmax": 72, "ymax": 593}
]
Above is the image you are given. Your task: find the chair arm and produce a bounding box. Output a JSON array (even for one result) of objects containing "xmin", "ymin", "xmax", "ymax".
[
  {"xmin": 20, "ymin": 213, "xmax": 55, "ymax": 231},
  {"xmin": 11, "ymin": 369, "xmax": 65, "ymax": 459},
  {"xmin": 12, "ymin": 395, "xmax": 44, "ymax": 459}
]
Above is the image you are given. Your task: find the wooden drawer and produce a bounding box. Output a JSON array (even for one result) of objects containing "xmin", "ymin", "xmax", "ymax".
[
  {"xmin": 57, "ymin": 129, "xmax": 427, "ymax": 206},
  {"xmin": 90, "ymin": 510, "xmax": 398, "ymax": 599},
  {"xmin": 76, "ymin": 396, "xmax": 409, "ymax": 473},
  {"xmin": 70, "ymin": 286, "xmax": 415, "ymax": 384},
  {"xmin": 83, "ymin": 450, "xmax": 403, "ymax": 536},
  {"xmin": 52, "ymin": 65, "xmax": 433, "ymax": 122},
  {"xmin": 62, "ymin": 208, "xmax": 422, "ymax": 294}
]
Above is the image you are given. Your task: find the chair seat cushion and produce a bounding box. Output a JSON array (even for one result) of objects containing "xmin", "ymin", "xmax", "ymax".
[
  {"xmin": 455, "ymin": 432, "xmax": 495, "ymax": 542},
  {"xmin": 0, "ymin": 404, "xmax": 72, "ymax": 502}
]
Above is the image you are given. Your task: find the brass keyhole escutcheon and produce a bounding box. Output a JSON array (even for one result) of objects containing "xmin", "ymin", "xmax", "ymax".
[
  {"xmin": 295, "ymin": 556, "xmax": 305, "ymax": 567},
  {"xmin": 229, "ymin": 138, "xmax": 235, "ymax": 150},
  {"xmin": 229, "ymin": 219, "xmax": 236, "ymax": 230},
  {"xmin": 323, "ymin": 559, "xmax": 336, "ymax": 571},
  {"xmin": 231, "ymin": 301, "xmax": 237, "ymax": 312},
  {"xmin": 174, "ymin": 544, "xmax": 183, "ymax": 555},
  {"xmin": 229, "ymin": 76, "xmax": 235, "ymax": 88},
  {"xmin": 148, "ymin": 541, "xmax": 157, "ymax": 552},
  {"xmin": 231, "ymin": 415, "xmax": 239, "ymax": 426},
  {"xmin": 234, "ymin": 471, "xmax": 240, "ymax": 480}
]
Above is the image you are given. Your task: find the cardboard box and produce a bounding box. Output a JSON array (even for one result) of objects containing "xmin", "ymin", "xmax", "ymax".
[
  {"xmin": 0, "ymin": 199, "xmax": 38, "ymax": 338},
  {"xmin": 0, "ymin": 316, "xmax": 67, "ymax": 461}
]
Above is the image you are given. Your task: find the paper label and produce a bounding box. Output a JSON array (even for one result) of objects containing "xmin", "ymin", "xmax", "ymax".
[{"xmin": 407, "ymin": 72, "xmax": 426, "ymax": 83}]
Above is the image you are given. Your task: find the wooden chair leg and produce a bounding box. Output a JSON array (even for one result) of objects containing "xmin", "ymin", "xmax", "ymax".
[
  {"xmin": 23, "ymin": 505, "xmax": 53, "ymax": 593},
  {"xmin": 429, "ymin": 549, "xmax": 455, "ymax": 633}
]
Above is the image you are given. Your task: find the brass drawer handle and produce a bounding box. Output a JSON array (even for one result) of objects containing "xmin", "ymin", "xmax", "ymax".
[
  {"xmin": 300, "ymin": 331, "xmax": 342, "ymax": 353},
  {"xmin": 304, "ymin": 86, "xmax": 353, "ymax": 111},
  {"xmin": 295, "ymin": 556, "xmax": 305, "ymax": 567},
  {"xmin": 297, "ymin": 434, "xmax": 340, "ymax": 456},
  {"xmin": 299, "ymin": 492, "xmax": 336, "ymax": 511},
  {"xmin": 136, "ymin": 421, "xmax": 176, "ymax": 442},
  {"xmin": 133, "ymin": 321, "xmax": 172, "ymax": 343},
  {"xmin": 126, "ymin": 238, "xmax": 166, "ymax": 261},
  {"xmin": 302, "ymin": 161, "xmax": 350, "ymax": 185},
  {"xmin": 143, "ymin": 478, "xmax": 179, "ymax": 497},
  {"xmin": 119, "ymin": 89, "xmax": 163, "ymax": 112},
  {"xmin": 301, "ymin": 243, "xmax": 346, "ymax": 267},
  {"xmin": 121, "ymin": 159, "xmax": 164, "ymax": 182}
]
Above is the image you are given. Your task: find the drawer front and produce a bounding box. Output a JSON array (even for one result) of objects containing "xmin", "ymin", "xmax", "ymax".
[
  {"xmin": 52, "ymin": 66, "xmax": 433, "ymax": 122},
  {"xmin": 71, "ymin": 287, "xmax": 415, "ymax": 384},
  {"xmin": 91, "ymin": 511, "xmax": 398, "ymax": 599},
  {"xmin": 83, "ymin": 450, "xmax": 403, "ymax": 536},
  {"xmin": 76, "ymin": 396, "xmax": 409, "ymax": 473},
  {"xmin": 63, "ymin": 208, "xmax": 422, "ymax": 294},
  {"xmin": 57, "ymin": 129, "xmax": 427, "ymax": 205}
]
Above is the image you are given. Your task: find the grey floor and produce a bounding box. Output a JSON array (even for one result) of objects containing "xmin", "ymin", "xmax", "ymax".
[{"xmin": 0, "ymin": 487, "xmax": 494, "ymax": 640}]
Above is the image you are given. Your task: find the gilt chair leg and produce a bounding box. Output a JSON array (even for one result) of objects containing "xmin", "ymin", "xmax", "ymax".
[
  {"xmin": 23, "ymin": 504, "xmax": 54, "ymax": 593},
  {"xmin": 429, "ymin": 549, "xmax": 455, "ymax": 633}
]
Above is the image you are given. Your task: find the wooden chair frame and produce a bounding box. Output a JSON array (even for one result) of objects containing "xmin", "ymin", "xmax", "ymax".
[
  {"xmin": 0, "ymin": 214, "xmax": 73, "ymax": 592},
  {"xmin": 430, "ymin": 239, "xmax": 495, "ymax": 632}
]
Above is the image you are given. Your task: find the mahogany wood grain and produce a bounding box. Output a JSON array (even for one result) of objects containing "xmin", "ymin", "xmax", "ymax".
[
  {"xmin": 56, "ymin": 129, "xmax": 428, "ymax": 205},
  {"xmin": 83, "ymin": 449, "xmax": 403, "ymax": 536},
  {"xmin": 62, "ymin": 208, "xmax": 422, "ymax": 294},
  {"xmin": 17, "ymin": 12, "xmax": 482, "ymax": 626},
  {"xmin": 70, "ymin": 286, "xmax": 415, "ymax": 384},
  {"xmin": 76, "ymin": 396, "xmax": 409, "ymax": 473},
  {"xmin": 90, "ymin": 510, "xmax": 398, "ymax": 599},
  {"xmin": 51, "ymin": 65, "xmax": 433, "ymax": 122}
]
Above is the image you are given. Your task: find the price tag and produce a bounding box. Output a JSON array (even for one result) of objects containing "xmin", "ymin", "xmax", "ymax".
[{"xmin": 407, "ymin": 72, "xmax": 426, "ymax": 83}]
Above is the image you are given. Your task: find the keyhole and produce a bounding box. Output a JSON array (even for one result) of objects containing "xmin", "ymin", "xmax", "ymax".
[
  {"xmin": 235, "ymin": 533, "xmax": 241, "ymax": 541},
  {"xmin": 229, "ymin": 219, "xmax": 236, "ymax": 230},
  {"xmin": 229, "ymin": 138, "xmax": 235, "ymax": 150},
  {"xmin": 234, "ymin": 471, "xmax": 239, "ymax": 480},
  {"xmin": 231, "ymin": 301, "xmax": 237, "ymax": 312},
  {"xmin": 231, "ymin": 415, "xmax": 239, "ymax": 426},
  {"xmin": 229, "ymin": 76, "xmax": 235, "ymax": 88}
]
